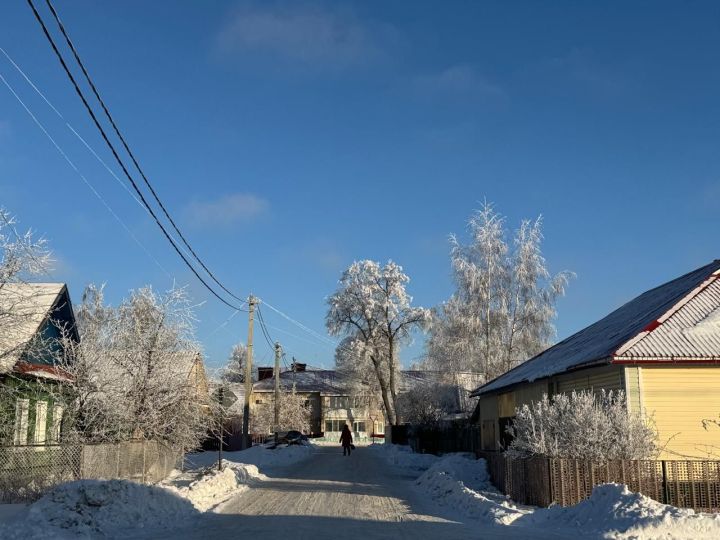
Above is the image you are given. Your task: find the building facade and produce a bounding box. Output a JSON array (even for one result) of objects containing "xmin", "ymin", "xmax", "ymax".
[{"xmin": 472, "ymin": 260, "xmax": 720, "ymax": 459}]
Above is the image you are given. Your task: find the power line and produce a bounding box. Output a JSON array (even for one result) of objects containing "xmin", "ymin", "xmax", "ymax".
[
  {"xmin": 42, "ymin": 0, "xmax": 247, "ymax": 306},
  {"xmin": 0, "ymin": 47, "xmax": 155, "ymax": 228},
  {"xmin": 26, "ymin": 0, "xmax": 244, "ymax": 311},
  {"xmin": 260, "ymin": 299, "xmax": 337, "ymax": 346},
  {"xmin": 0, "ymin": 70, "xmax": 172, "ymax": 280},
  {"xmin": 256, "ymin": 305, "xmax": 276, "ymax": 351}
]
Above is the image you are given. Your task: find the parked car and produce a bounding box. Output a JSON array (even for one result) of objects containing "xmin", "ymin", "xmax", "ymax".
[{"xmin": 262, "ymin": 430, "xmax": 309, "ymax": 448}]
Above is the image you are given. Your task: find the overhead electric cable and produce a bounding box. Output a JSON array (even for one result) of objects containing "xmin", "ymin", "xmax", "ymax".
[
  {"xmin": 0, "ymin": 47, "xmax": 148, "ymax": 215},
  {"xmin": 41, "ymin": 0, "xmax": 246, "ymax": 306},
  {"xmin": 260, "ymin": 299, "xmax": 337, "ymax": 346},
  {"xmin": 26, "ymin": 0, "xmax": 243, "ymax": 311},
  {"xmin": 0, "ymin": 70, "xmax": 172, "ymax": 279}
]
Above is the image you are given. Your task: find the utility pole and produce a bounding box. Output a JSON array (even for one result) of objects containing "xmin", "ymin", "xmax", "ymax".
[
  {"xmin": 241, "ymin": 295, "xmax": 256, "ymax": 450},
  {"xmin": 217, "ymin": 385, "xmax": 224, "ymax": 470},
  {"xmin": 274, "ymin": 341, "xmax": 281, "ymax": 443}
]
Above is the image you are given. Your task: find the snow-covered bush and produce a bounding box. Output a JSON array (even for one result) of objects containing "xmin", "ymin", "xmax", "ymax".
[{"xmin": 506, "ymin": 390, "xmax": 658, "ymax": 460}]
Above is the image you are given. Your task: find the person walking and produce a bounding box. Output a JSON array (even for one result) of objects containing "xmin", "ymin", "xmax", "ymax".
[{"xmin": 339, "ymin": 424, "xmax": 353, "ymax": 456}]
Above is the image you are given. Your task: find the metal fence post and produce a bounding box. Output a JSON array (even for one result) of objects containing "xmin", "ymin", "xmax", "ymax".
[{"xmin": 661, "ymin": 460, "xmax": 669, "ymax": 505}]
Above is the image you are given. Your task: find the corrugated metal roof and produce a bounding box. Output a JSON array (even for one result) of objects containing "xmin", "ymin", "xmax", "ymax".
[
  {"xmin": 616, "ymin": 277, "xmax": 720, "ymax": 360},
  {"xmin": 473, "ymin": 260, "xmax": 720, "ymax": 396}
]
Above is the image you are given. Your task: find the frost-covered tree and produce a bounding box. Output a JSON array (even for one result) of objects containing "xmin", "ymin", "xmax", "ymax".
[
  {"xmin": 426, "ymin": 203, "xmax": 573, "ymax": 382},
  {"xmin": 395, "ymin": 379, "xmax": 458, "ymax": 426},
  {"xmin": 221, "ymin": 342, "xmax": 247, "ymax": 383},
  {"xmin": 0, "ymin": 208, "xmax": 52, "ymax": 367},
  {"xmin": 251, "ymin": 390, "xmax": 311, "ymax": 434},
  {"xmin": 327, "ymin": 260, "xmax": 431, "ymax": 425},
  {"xmin": 506, "ymin": 390, "xmax": 658, "ymax": 460},
  {"xmin": 58, "ymin": 285, "xmax": 213, "ymax": 450}
]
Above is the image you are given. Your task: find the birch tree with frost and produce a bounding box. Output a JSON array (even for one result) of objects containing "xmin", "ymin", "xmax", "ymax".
[
  {"xmin": 221, "ymin": 342, "xmax": 247, "ymax": 383},
  {"xmin": 426, "ymin": 203, "xmax": 573, "ymax": 382},
  {"xmin": 327, "ymin": 260, "xmax": 431, "ymax": 425}
]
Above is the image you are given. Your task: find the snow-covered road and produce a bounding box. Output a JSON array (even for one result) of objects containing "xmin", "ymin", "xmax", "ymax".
[{"xmin": 130, "ymin": 446, "xmax": 561, "ymax": 540}]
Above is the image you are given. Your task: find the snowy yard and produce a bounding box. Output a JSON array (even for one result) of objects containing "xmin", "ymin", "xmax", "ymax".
[{"xmin": 2, "ymin": 442, "xmax": 719, "ymax": 539}]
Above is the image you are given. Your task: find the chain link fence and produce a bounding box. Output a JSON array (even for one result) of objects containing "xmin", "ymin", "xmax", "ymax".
[{"xmin": 0, "ymin": 441, "xmax": 180, "ymax": 502}]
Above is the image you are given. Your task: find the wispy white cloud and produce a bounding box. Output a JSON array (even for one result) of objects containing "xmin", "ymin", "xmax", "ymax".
[
  {"xmin": 215, "ymin": 3, "xmax": 398, "ymax": 67},
  {"xmin": 414, "ymin": 64, "xmax": 503, "ymax": 99},
  {"xmin": 186, "ymin": 193, "xmax": 269, "ymax": 228}
]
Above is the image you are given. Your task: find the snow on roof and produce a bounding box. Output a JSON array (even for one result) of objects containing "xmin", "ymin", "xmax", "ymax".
[
  {"xmin": 474, "ymin": 260, "xmax": 720, "ymax": 396},
  {"xmin": 251, "ymin": 369, "xmax": 481, "ymax": 395},
  {"xmin": 252, "ymin": 369, "xmax": 346, "ymax": 395},
  {"xmin": 0, "ymin": 282, "xmax": 67, "ymax": 374}
]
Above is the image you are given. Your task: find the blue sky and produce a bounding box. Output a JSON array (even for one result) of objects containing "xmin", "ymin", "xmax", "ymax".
[{"xmin": 1, "ymin": 1, "xmax": 719, "ymax": 372}]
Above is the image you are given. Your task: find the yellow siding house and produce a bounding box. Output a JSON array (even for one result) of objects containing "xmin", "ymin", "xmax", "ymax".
[{"xmin": 471, "ymin": 260, "xmax": 720, "ymax": 459}]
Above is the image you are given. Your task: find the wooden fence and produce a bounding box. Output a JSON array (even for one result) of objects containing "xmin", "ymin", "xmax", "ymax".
[
  {"xmin": 478, "ymin": 452, "xmax": 720, "ymax": 512},
  {"xmin": 406, "ymin": 425, "xmax": 720, "ymax": 512}
]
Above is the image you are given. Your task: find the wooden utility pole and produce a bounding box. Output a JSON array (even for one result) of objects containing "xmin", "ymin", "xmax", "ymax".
[
  {"xmin": 241, "ymin": 295, "xmax": 256, "ymax": 450},
  {"xmin": 274, "ymin": 342, "xmax": 281, "ymax": 441}
]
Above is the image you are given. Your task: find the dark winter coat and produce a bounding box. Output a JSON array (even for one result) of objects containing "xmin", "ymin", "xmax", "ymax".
[{"xmin": 339, "ymin": 427, "xmax": 353, "ymax": 447}]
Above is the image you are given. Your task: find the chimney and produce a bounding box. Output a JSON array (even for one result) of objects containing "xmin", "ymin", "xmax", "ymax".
[
  {"xmin": 257, "ymin": 367, "xmax": 274, "ymax": 381},
  {"xmin": 291, "ymin": 361, "xmax": 306, "ymax": 373}
]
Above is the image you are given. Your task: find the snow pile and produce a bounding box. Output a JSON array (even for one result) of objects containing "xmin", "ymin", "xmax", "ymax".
[
  {"xmin": 163, "ymin": 461, "xmax": 266, "ymax": 512},
  {"xmin": 529, "ymin": 483, "xmax": 720, "ymax": 539},
  {"xmin": 370, "ymin": 443, "xmax": 438, "ymax": 472},
  {"xmin": 388, "ymin": 448, "xmax": 720, "ymax": 538},
  {"xmin": 185, "ymin": 442, "xmax": 313, "ymax": 471},
  {"xmin": 415, "ymin": 454, "xmax": 528, "ymax": 525},
  {"xmin": 0, "ymin": 479, "xmax": 197, "ymax": 539}
]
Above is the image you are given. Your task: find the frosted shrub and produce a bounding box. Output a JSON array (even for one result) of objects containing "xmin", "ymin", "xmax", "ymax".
[{"xmin": 506, "ymin": 390, "xmax": 658, "ymax": 460}]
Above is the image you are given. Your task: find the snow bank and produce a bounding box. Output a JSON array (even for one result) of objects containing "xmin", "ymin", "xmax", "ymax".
[
  {"xmin": 527, "ymin": 483, "xmax": 720, "ymax": 539},
  {"xmin": 0, "ymin": 448, "xmax": 289, "ymax": 538},
  {"xmin": 386, "ymin": 448, "xmax": 720, "ymax": 538},
  {"xmin": 0, "ymin": 479, "xmax": 198, "ymax": 539},
  {"xmin": 185, "ymin": 442, "xmax": 313, "ymax": 471},
  {"xmin": 415, "ymin": 454, "xmax": 529, "ymax": 525},
  {"xmin": 369, "ymin": 443, "xmax": 438, "ymax": 472},
  {"xmin": 163, "ymin": 461, "xmax": 266, "ymax": 512}
]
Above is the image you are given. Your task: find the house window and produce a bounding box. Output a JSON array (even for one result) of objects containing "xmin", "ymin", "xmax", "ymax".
[
  {"xmin": 50, "ymin": 404, "xmax": 64, "ymax": 443},
  {"xmin": 374, "ymin": 421, "xmax": 384, "ymax": 434},
  {"xmin": 324, "ymin": 420, "xmax": 346, "ymax": 432},
  {"xmin": 329, "ymin": 396, "xmax": 350, "ymax": 409},
  {"xmin": 353, "ymin": 421, "xmax": 366, "ymax": 433},
  {"xmin": 34, "ymin": 401, "xmax": 48, "ymax": 445},
  {"xmin": 13, "ymin": 398, "xmax": 30, "ymax": 445}
]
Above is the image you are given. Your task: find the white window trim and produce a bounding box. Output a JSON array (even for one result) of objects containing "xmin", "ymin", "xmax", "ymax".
[
  {"xmin": 13, "ymin": 398, "xmax": 30, "ymax": 445},
  {"xmin": 34, "ymin": 401, "xmax": 48, "ymax": 445}
]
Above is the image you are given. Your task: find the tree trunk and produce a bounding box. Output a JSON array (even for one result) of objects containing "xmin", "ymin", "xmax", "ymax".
[
  {"xmin": 370, "ymin": 352, "xmax": 396, "ymax": 426},
  {"xmin": 387, "ymin": 336, "xmax": 400, "ymax": 425}
]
